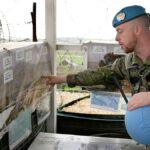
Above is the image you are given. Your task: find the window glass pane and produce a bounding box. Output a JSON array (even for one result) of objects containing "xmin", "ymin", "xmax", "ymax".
[
  {"xmin": 57, "ymin": 0, "xmax": 150, "ymax": 43},
  {"xmin": 0, "ymin": 0, "xmax": 45, "ymax": 42}
]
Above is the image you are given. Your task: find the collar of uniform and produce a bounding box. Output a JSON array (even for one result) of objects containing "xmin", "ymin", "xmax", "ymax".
[{"xmin": 132, "ymin": 53, "xmax": 150, "ymax": 66}]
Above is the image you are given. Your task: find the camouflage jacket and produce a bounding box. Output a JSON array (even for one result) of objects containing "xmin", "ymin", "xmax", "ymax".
[{"xmin": 67, "ymin": 52, "xmax": 150, "ymax": 94}]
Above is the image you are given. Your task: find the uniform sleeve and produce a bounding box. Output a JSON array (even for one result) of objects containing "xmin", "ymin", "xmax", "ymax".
[
  {"xmin": 66, "ymin": 66, "xmax": 114, "ymax": 87},
  {"xmin": 111, "ymin": 56, "xmax": 126, "ymax": 80},
  {"xmin": 66, "ymin": 56, "xmax": 126, "ymax": 88}
]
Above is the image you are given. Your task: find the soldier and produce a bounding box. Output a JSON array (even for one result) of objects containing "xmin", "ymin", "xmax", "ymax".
[{"xmin": 43, "ymin": 5, "xmax": 150, "ymax": 111}]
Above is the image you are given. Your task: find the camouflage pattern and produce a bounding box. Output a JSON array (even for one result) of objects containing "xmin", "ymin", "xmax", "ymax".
[
  {"xmin": 67, "ymin": 52, "xmax": 150, "ymax": 94},
  {"xmin": 67, "ymin": 66, "xmax": 114, "ymax": 88},
  {"xmin": 112, "ymin": 52, "xmax": 150, "ymax": 94}
]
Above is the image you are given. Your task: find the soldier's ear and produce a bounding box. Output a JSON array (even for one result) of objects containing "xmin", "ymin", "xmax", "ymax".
[{"xmin": 134, "ymin": 24, "xmax": 141, "ymax": 36}]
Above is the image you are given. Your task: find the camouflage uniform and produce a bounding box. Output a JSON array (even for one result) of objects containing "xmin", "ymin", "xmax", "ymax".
[{"xmin": 67, "ymin": 52, "xmax": 150, "ymax": 94}]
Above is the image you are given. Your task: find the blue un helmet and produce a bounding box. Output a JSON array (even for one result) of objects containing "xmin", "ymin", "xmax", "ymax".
[
  {"xmin": 112, "ymin": 5, "xmax": 147, "ymax": 27},
  {"xmin": 125, "ymin": 105, "xmax": 150, "ymax": 145}
]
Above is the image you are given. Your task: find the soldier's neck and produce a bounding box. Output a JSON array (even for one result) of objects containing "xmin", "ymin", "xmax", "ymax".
[
  {"xmin": 136, "ymin": 51, "xmax": 150, "ymax": 63},
  {"xmin": 135, "ymin": 40, "xmax": 150, "ymax": 62}
]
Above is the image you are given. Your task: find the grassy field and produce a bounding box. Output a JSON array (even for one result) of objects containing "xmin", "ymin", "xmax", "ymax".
[
  {"xmin": 56, "ymin": 50, "xmax": 85, "ymax": 91},
  {"xmin": 56, "ymin": 50, "xmax": 85, "ymax": 74}
]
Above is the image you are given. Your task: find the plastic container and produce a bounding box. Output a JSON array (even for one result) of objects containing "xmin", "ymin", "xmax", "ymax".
[{"xmin": 57, "ymin": 95, "xmax": 130, "ymax": 138}]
